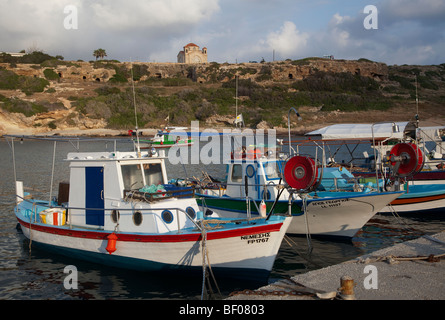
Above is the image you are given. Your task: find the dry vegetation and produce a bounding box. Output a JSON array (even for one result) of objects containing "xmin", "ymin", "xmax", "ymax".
[{"xmin": 0, "ymin": 52, "xmax": 444, "ymax": 135}]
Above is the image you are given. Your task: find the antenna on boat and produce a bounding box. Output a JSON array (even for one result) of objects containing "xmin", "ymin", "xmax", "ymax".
[
  {"xmin": 287, "ymin": 107, "xmax": 302, "ymax": 156},
  {"xmin": 415, "ymin": 75, "xmax": 419, "ymax": 128},
  {"xmin": 130, "ymin": 59, "xmax": 141, "ymax": 156}
]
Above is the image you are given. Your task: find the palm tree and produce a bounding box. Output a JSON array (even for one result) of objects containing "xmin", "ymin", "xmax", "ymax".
[{"xmin": 93, "ymin": 49, "xmax": 107, "ymax": 60}]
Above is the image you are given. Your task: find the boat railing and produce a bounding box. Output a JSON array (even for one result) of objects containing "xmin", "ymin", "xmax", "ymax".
[
  {"xmin": 193, "ymin": 175, "xmax": 380, "ymax": 194},
  {"xmin": 16, "ymin": 194, "xmax": 203, "ymax": 233}
]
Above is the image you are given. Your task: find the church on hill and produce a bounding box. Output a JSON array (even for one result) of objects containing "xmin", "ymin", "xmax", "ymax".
[{"xmin": 177, "ymin": 43, "xmax": 208, "ymax": 63}]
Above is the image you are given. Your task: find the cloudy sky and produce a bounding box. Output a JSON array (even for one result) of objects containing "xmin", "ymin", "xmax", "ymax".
[{"xmin": 1, "ymin": 0, "xmax": 444, "ymax": 65}]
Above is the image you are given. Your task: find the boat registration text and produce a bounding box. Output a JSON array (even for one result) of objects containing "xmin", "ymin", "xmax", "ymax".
[
  {"xmin": 310, "ymin": 198, "xmax": 349, "ymax": 209},
  {"xmin": 241, "ymin": 232, "xmax": 270, "ymax": 244}
]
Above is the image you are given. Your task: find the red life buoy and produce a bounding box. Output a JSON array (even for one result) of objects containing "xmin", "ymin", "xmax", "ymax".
[
  {"xmin": 106, "ymin": 233, "xmax": 118, "ymax": 255},
  {"xmin": 389, "ymin": 142, "xmax": 424, "ymax": 177},
  {"xmin": 247, "ymin": 148, "xmax": 262, "ymax": 160},
  {"xmin": 284, "ymin": 155, "xmax": 319, "ymax": 190}
]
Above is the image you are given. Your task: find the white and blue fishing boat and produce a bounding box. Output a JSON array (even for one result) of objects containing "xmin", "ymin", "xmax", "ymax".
[
  {"xmin": 193, "ymin": 149, "xmax": 402, "ymax": 239},
  {"xmin": 305, "ymin": 121, "xmax": 445, "ymax": 183},
  {"xmin": 316, "ymin": 142, "xmax": 445, "ymax": 215},
  {"xmin": 185, "ymin": 108, "xmax": 403, "ymax": 240},
  {"xmin": 8, "ymin": 136, "xmax": 291, "ymax": 282}
]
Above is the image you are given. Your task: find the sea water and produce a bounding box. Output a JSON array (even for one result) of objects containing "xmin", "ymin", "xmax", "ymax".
[{"xmin": 0, "ymin": 137, "xmax": 444, "ymax": 300}]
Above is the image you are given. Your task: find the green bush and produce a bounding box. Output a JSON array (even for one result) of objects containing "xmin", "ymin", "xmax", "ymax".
[
  {"xmin": 1, "ymin": 97, "xmax": 48, "ymax": 116},
  {"xmin": 0, "ymin": 68, "xmax": 49, "ymax": 94},
  {"xmin": 43, "ymin": 68, "xmax": 60, "ymax": 80},
  {"xmin": 19, "ymin": 76, "xmax": 49, "ymax": 95},
  {"xmin": 109, "ymin": 73, "xmax": 128, "ymax": 83},
  {"xmin": 389, "ymin": 74, "xmax": 415, "ymax": 90},
  {"xmin": 0, "ymin": 68, "xmax": 20, "ymax": 89},
  {"xmin": 418, "ymin": 76, "xmax": 439, "ymax": 90},
  {"xmin": 20, "ymin": 51, "xmax": 55, "ymax": 64},
  {"xmin": 95, "ymin": 86, "xmax": 121, "ymax": 96}
]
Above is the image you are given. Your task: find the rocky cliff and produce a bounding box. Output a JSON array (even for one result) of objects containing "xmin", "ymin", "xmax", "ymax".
[{"xmin": 0, "ymin": 57, "xmax": 443, "ymax": 136}]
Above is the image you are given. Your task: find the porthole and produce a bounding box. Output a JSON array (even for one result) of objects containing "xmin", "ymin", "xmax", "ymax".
[
  {"xmin": 186, "ymin": 206, "xmax": 196, "ymax": 219},
  {"xmin": 246, "ymin": 165, "xmax": 255, "ymax": 178},
  {"xmin": 161, "ymin": 210, "xmax": 174, "ymax": 224},
  {"xmin": 133, "ymin": 211, "xmax": 143, "ymax": 226},
  {"xmin": 111, "ymin": 210, "xmax": 120, "ymax": 223}
]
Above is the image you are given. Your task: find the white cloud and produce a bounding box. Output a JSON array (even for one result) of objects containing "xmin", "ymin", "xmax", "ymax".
[
  {"xmin": 90, "ymin": 0, "xmax": 220, "ymax": 31},
  {"xmin": 266, "ymin": 21, "xmax": 309, "ymax": 59},
  {"xmin": 0, "ymin": 0, "xmax": 443, "ymax": 65}
]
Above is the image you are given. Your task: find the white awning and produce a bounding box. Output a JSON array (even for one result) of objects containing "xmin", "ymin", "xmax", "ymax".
[{"xmin": 305, "ymin": 121, "xmax": 416, "ymax": 140}]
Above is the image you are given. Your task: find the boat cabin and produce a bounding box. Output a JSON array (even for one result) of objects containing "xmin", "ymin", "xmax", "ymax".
[
  {"xmin": 65, "ymin": 150, "xmax": 199, "ymax": 233},
  {"xmin": 224, "ymin": 144, "xmax": 289, "ymax": 201}
]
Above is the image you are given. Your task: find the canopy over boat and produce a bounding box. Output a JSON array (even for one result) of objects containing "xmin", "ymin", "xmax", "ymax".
[{"xmin": 305, "ymin": 121, "xmax": 417, "ymax": 141}]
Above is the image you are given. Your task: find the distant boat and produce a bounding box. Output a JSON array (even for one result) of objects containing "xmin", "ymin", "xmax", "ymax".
[{"xmin": 129, "ymin": 127, "xmax": 194, "ymax": 149}]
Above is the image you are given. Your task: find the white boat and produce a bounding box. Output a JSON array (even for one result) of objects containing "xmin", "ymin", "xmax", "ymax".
[
  {"xmin": 194, "ymin": 152, "xmax": 402, "ymax": 239},
  {"xmin": 305, "ymin": 121, "xmax": 445, "ymax": 183},
  {"xmin": 316, "ymin": 146, "xmax": 445, "ymax": 215},
  {"xmin": 130, "ymin": 127, "xmax": 194, "ymax": 149},
  {"xmin": 9, "ymin": 136, "xmax": 290, "ymax": 282}
]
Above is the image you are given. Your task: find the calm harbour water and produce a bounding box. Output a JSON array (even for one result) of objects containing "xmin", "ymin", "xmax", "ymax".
[{"xmin": 1, "ymin": 137, "xmax": 444, "ymax": 300}]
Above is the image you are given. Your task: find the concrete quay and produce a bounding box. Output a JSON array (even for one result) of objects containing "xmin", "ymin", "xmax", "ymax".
[{"xmin": 228, "ymin": 231, "xmax": 445, "ymax": 300}]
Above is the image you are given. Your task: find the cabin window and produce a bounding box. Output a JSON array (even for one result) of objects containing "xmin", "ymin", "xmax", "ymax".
[
  {"xmin": 263, "ymin": 162, "xmax": 280, "ymax": 180},
  {"xmin": 121, "ymin": 162, "xmax": 164, "ymax": 190},
  {"xmin": 142, "ymin": 163, "xmax": 164, "ymax": 186},
  {"xmin": 121, "ymin": 164, "xmax": 145, "ymax": 190},
  {"xmin": 231, "ymin": 164, "xmax": 243, "ymax": 182}
]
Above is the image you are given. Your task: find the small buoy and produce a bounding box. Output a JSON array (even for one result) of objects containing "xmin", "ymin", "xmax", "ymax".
[
  {"xmin": 106, "ymin": 233, "xmax": 118, "ymax": 255},
  {"xmin": 260, "ymin": 199, "xmax": 267, "ymax": 217}
]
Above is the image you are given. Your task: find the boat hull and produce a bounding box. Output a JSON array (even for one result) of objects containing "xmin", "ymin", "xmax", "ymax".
[
  {"xmin": 197, "ymin": 192, "xmax": 402, "ymax": 239},
  {"xmin": 379, "ymin": 184, "xmax": 445, "ymax": 214},
  {"xmin": 16, "ymin": 213, "xmax": 290, "ymax": 282}
]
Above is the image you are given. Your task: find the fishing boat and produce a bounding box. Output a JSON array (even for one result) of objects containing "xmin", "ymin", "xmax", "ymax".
[
  {"xmin": 193, "ymin": 147, "xmax": 402, "ymax": 239},
  {"xmin": 317, "ymin": 143, "xmax": 445, "ymax": 215},
  {"xmin": 129, "ymin": 127, "xmax": 194, "ymax": 149},
  {"xmin": 9, "ymin": 136, "xmax": 291, "ymax": 282},
  {"xmin": 305, "ymin": 121, "xmax": 445, "ymax": 183},
  {"xmin": 185, "ymin": 109, "xmax": 403, "ymax": 239}
]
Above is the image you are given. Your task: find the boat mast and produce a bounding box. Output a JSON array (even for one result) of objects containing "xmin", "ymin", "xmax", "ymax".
[
  {"xmin": 415, "ymin": 75, "xmax": 419, "ymax": 128},
  {"xmin": 130, "ymin": 60, "xmax": 141, "ymax": 156}
]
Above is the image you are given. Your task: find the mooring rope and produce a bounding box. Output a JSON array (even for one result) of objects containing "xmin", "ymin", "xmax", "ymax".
[{"xmin": 200, "ymin": 228, "xmax": 207, "ymax": 300}]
